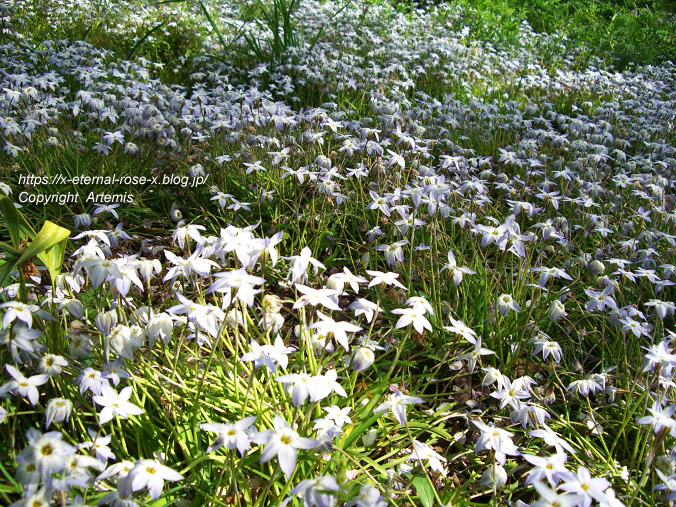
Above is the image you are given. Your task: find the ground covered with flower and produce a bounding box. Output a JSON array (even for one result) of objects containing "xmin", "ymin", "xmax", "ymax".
[{"xmin": 0, "ymin": 0, "xmax": 675, "ymax": 505}]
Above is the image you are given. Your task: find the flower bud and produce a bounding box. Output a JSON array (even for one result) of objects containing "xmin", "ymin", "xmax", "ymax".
[
  {"xmin": 96, "ymin": 309, "xmax": 118, "ymax": 336},
  {"xmin": 326, "ymin": 274, "xmax": 345, "ymax": 295},
  {"xmin": 316, "ymin": 155, "xmax": 331, "ymax": 169},
  {"xmin": 225, "ymin": 309, "xmax": 244, "ymax": 329},
  {"xmin": 107, "ymin": 324, "xmax": 144, "ymax": 360},
  {"xmin": 352, "ymin": 347, "xmax": 375, "ymax": 372},
  {"xmin": 362, "ymin": 429, "xmax": 377, "ymax": 447},
  {"xmin": 45, "ymin": 398, "xmax": 73, "ymax": 428},
  {"xmin": 549, "ymin": 300, "xmax": 567, "ymax": 321},
  {"xmin": 74, "ymin": 213, "xmax": 92, "ymax": 229},
  {"xmin": 480, "ymin": 464, "xmax": 507, "ymax": 488},
  {"xmin": 138, "ymin": 259, "xmax": 162, "ymax": 282},
  {"xmin": 588, "ymin": 259, "xmax": 605, "ymax": 275},
  {"xmin": 146, "ymin": 313, "xmax": 174, "ymax": 347},
  {"xmin": 64, "ymin": 299, "xmax": 85, "ymax": 319}
]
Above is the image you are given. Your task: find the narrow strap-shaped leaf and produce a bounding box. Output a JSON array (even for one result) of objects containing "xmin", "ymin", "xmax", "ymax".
[
  {"xmin": 0, "ymin": 195, "xmax": 19, "ymax": 247},
  {"xmin": 0, "ymin": 241, "xmax": 21, "ymax": 257},
  {"xmin": 198, "ymin": 0, "xmax": 229, "ymax": 51},
  {"xmin": 192, "ymin": 52, "xmax": 232, "ymax": 65},
  {"xmin": 0, "ymin": 259, "xmax": 19, "ymax": 288},
  {"xmin": 149, "ymin": 0, "xmax": 187, "ymax": 6},
  {"xmin": 128, "ymin": 21, "xmax": 167, "ymax": 60}
]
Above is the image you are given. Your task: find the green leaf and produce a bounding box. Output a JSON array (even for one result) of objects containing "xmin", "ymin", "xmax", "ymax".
[
  {"xmin": 411, "ymin": 475, "xmax": 434, "ymax": 507},
  {"xmin": 0, "ymin": 197, "xmax": 70, "ymax": 286},
  {"xmin": 198, "ymin": 0, "xmax": 229, "ymax": 51},
  {"xmin": 37, "ymin": 234, "xmax": 69, "ymax": 282},
  {"xmin": 0, "ymin": 259, "xmax": 19, "ymax": 288},
  {"xmin": 149, "ymin": 0, "xmax": 187, "ymax": 6},
  {"xmin": 18, "ymin": 221, "xmax": 69, "ymax": 264},
  {"xmin": 0, "ymin": 195, "xmax": 35, "ymax": 248},
  {"xmin": 0, "ymin": 241, "xmax": 21, "ymax": 257},
  {"xmin": 359, "ymin": 454, "xmax": 390, "ymax": 477},
  {"xmin": 17, "ymin": 221, "xmax": 70, "ymax": 282},
  {"xmin": 128, "ymin": 21, "xmax": 167, "ymax": 60},
  {"xmin": 340, "ymin": 412, "xmax": 381, "ymax": 450}
]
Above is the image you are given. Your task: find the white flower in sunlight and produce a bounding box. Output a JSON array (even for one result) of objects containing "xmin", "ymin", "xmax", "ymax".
[
  {"xmin": 459, "ymin": 336, "xmax": 495, "ymax": 372},
  {"xmin": 441, "ymin": 250, "xmax": 476, "ymax": 285},
  {"xmin": 39, "ymin": 354, "xmax": 68, "ymax": 376},
  {"xmin": 293, "ymin": 284, "xmax": 341, "ymax": 312},
  {"xmin": 366, "ymin": 270, "xmax": 407, "ymax": 290},
  {"xmin": 284, "ymin": 246, "xmax": 326, "ymax": 283},
  {"xmin": 496, "ymin": 294, "xmax": 521, "ymax": 317},
  {"xmin": 444, "ymin": 316, "xmax": 477, "ymax": 344},
  {"xmin": 567, "ymin": 377, "xmax": 603, "ymax": 397},
  {"xmin": 240, "ymin": 340, "xmax": 278, "ymax": 372},
  {"xmin": 172, "ymin": 222, "xmax": 206, "ymax": 250},
  {"xmin": 208, "ymin": 268, "xmax": 266, "ymax": 307},
  {"xmin": 531, "ymin": 266, "xmax": 572, "ymax": 287},
  {"xmin": 276, "ymin": 372, "xmax": 313, "ymax": 406},
  {"xmin": 529, "ymin": 424, "xmax": 577, "ymax": 454},
  {"xmin": 491, "ymin": 378, "xmax": 531, "ymax": 410},
  {"xmin": 251, "ymin": 415, "xmax": 320, "ymax": 479},
  {"xmin": 163, "ymin": 250, "xmax": 218, "ymax": 282},
  {"xmin": 146, "ymin": 312, "xmax": 174, "ymax": 348},
  {"xmin": 637, "ymin": 401, "xmax": 676, "ymax": 435},
  {"xmin": 374, "ymin": 391, "xmax": 424, "ymax": 426},
  {"xmin": 532, "ymin": 338, "xmax": 563, "ymax": 363},
  {"xmin": 409, "ymin": 440, "xmax": 447, "ymax": 475},
  {"xmin": 308, "ymin": 370, "xmax": 347, "ymax": 402},
  {"xmin": 523, "ymin": 453, "xmax": 570, "ymax": 487},
  {"xmin": 391, "ymin": 306, "xmax": 432, "ymax": 334},
  {"xmin": 309, "ymin": 311, "xmax": 362, "ymax": 351},
  {"xmin": 92, "ymin": 383, "xmax": 144, "ymax": 424},
  {"xmin": 329, "ymin": 267, "xmax": 367, "ymax": 294},
  {"xmin": 281, "ymin": 475, "xmax": 340, "ymax": 507},
  {"xmin": 106, "ymin": 324, "xmax": 144, "ymax": 361},
  {"xmin": 559, "ymin": 466, "xmax": 610, "ymax": 507},
  {"xmin": 201, "ymin": 416, "xmax": 257, "ymax": 455},
  {"xmin": 348, "ymin": 298, "xmax": 383, "ymax": 323},
  {"xmin": 76, "ymin": 368, "xmax": 103, "ymax": 396},
  {"xmin": 376, "ymin": 240, "xmax": 408, "ymax": 267},
  {"xmin": 1, "ymin": 301, "xmax": 51, "ymax": 329},
  {"xmin": 472, "ymin": 420, "xmax": 520, "ymax": 464},
  {"xmin": 17, "ymin": 429, "xmax": 75, "ymax": 480},
  {"xmin": 530, "ymin": 481, "xmax": 582, "ymax": 507},
  {"xmin": 345, "ymin": 484, "xmax": 386, "ymax": 507},
  {"xmin": 118, "ymin": 459, "xmax": 183, "ymax": 500},
  {"xmin": 0, "ymin": 365, "xmax": 49, "ymax": 405},
  {"xmin": 137, "ymin": 258, "xmax": 162, "ymax": 282}
]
